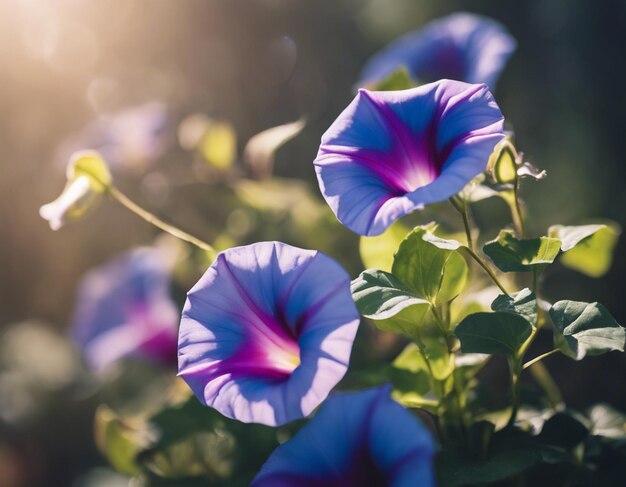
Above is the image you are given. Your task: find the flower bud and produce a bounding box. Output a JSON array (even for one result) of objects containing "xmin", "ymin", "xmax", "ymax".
[
  {"xmin": 487, "ymin": 138, "xmax": 518, "ymax": 184},
  {"xmin": 39, "ymin": 151, "xmax": 112, "ymax": 230},
  {"xmin": 66, "ymin": 150, "xmax": 112, "ymax": 191},
  {"xmin": 39, "ymin": 175, "xmax": 100, "ymax": 230}
]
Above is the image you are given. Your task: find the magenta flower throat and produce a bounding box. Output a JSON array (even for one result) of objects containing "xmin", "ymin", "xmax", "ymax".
[
  {"xmin": 314, "ymin": 79, "xmax": 505, "ymax": 236},
  {"xmin": 177, "ymin": 242, "xmax": 360, "ymax": 426}
]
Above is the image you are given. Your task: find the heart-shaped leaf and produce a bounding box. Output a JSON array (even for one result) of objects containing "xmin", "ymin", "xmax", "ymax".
[
  {"xmin": 359, "ymin": 221, "xmax": 410, "ymax": 272},
  {"xmin": 393, "ymin": 226, "xmax": 468, "ymax": 305},
  {"xmin": 491, "ymin": 288, "xmax": 537, "ymax": 325},
  {"xmin": 549, "ymin": 223, "xmax": 620, "ymax": 277},
  {"xmin": 483, "ymin": 230, "xmax": 561, "ymax": 272},
  {"xmin": 455, "ymin": 312, "xmax": 533, "ymax": 355},
  {"xmin": 550, "ymin": 300, "xmax": 625, "ymax": 359},
  {"xmin": 351, "ymin": 269, "xmax": 431, "ymax": 338}
]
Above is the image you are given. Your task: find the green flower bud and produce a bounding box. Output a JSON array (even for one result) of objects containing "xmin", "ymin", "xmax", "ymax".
[
  {"xmin": 487, "ymin": 138, "xmax": 518, "ymax": 184},
  {"xmin": 39, "ymin": 151, "xmax": 112, "ymax": 230}
]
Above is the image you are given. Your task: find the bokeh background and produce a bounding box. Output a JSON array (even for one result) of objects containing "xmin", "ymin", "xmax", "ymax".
[{"xmin": 1, "ymin": 0, "xmax": 625, "ymax": 485}]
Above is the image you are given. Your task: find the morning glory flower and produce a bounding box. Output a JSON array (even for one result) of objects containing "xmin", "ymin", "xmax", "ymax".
[
  {"xmin": 314, "ymin": 79, "xmax": 505, "ymax": 235},
  {"xmin": 72, "ymin": 247, "xmax": 179, "ymax": 371},
  {"xmin": 178, "ymin": 241, "xmax": 360, "ymax": 426},
  {"xmin": 359, "ymin": 12, "xmax": 516, "ymax": 89},
  {"xmin": 251, "ymin": 386, "xmax": 435, "ymax": 487},
  {"xmin": 57, "ymin": 102, "xmax": 169, "ymax": 171}
]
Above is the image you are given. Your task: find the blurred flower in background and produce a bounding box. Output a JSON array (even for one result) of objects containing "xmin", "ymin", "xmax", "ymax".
[
  {"xmin": 251, "ymin": 386, "xmax": 435, "ymax": 486},
  {"xmin": 359, "ymin": 12, "xmax": 516, "ymax": 89},
  {"xmin": 178, "ymin": 241, "xmax": 360, "ymax": 426},
  {"xmin": 56, "ymin": 102, "xmax": 170, "ymax": 172},
  {"xmin": 72, "ymin": 246, "xmax": 179, "ymax": 372}
]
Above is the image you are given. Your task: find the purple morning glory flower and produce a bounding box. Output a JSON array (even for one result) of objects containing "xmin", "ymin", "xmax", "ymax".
[
  {"xmin": 57, "ymin": 102, "xmax": 170, "ymax": 171},
  {"xmin": 72, "ymin": 247, "xmax": 179, "ymax": 371},
  {"xmin": 251, "ymin": 386, "xmax": 436, "ymax": 487},
  {"xmin": 314, "ymin": 79, "xmax": 505, "ymax": 236},
  {"xmin": 178, "ymin": 242, "xmax": 360, "ymax": 426},
  {"xmin": 359, "ymin": 12, "xmax": 516, "ymax": 89}
]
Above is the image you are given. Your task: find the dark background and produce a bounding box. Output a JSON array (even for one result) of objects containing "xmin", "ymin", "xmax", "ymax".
[{"xmin": 0, "ymin": 0, "xmax": 625, "ymax": 485}]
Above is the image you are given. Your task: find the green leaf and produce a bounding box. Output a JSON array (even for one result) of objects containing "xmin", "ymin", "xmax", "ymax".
[
  {"xmin": 67, "ymin": 150, "xmax": 112, "ymax": 191},
  {"xmin": 142, "ymin": 396, "xmax": 278, "ymax": 486},
  {"xmin": 549, "ymin": 223, "xmax": 621, "ymax": 277},
  {"xmin": 147, "ymin": 397, "xmax": 221, "ymax": 452},
  {"xmin": 94, "ymin": 405, "xmax": 148, "ymax": 476},
  {"xmin": 390, "ymin": 343, "xmax": 435, "ymax": 408},
  {"xmin": 587, "ymin": 404, "xmax": 626, "ymax": 438},
  {"xmin": 455, "ymin": 312, "xmax": 532, "ymax": 355},
  {"xmin": 460, "ymin": 183, "xmax": 501, "ymax": 203},
  {"xmin": 539, "ymin": 411, "xmax": 589, "ymax": 449},
  {"xmin": 390, "ymin": 338, "xmax": 454, "ymax": 408},
  {"xmin": 359, "ymin": 221, "xmax": 410, "ymax": 272},
  {"xmin": 483, "ymin": 230, "xmax": 561, "ymax": 272},
  {"xmin": 422, "ymin": 334, "xmax": 455, "ymax": 381},
  {"xmin": 491, "ymin": 288, "xmax": 537, "ymax": 324},
  {"xmin": 243, "ymin": 118, "xmax": 306, "ymax": 178},
  {"xmin": 351, "ymin": 269, "xmax": 430, "ymax": 338},
  {"xmin": 437, "ymin": 430, "xmax": 542, "ymax": 486},
  {"xmin": 392, "ymin": 225, "xmax": 468, "ymax": 305},
  {"xmin": 142, "ymin": 430, "xmax": 236, "ymax": 481},
  {"xmin": 421, "ymin": 232, "xmax": 465, "ymax": 250},
  {"xmin": 451, "ymin": 287, "xmax": 501, "ymax": 325},
  {"xmin": 550, "ymin": 300, "xmax": 625, "ymax": 359},
  {"xmin": 453, "ymin": 353, "xmax": 490, "ymax": 395},
  {"xmin": 370, "ymin": 67, "xmax": 414, "ymax": 91}
]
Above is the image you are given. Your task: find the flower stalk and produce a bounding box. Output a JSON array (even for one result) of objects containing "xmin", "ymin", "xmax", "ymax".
[{"xmin": 106, "ymin": 185, "xmax": 217, "ymax": 259}]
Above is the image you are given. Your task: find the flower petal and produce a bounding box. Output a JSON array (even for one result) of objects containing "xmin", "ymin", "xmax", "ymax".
[
  {"xmin": 178, "ymin": 242, "xmax": 360, "ymax": 426},
  {"xmin": 251, "ymin": 387, "xmax": 435, "ymax": 487},
  {"xmin": 72, "ymin": 247, "xmax": 178, "ymax": 370},
  {"xmin": 314, "ymin": 80, "xmax": 504, "ymax": 235},
  {"xmin": 359, "ymin": 12, "xmax": 516, "ymax": 88}
]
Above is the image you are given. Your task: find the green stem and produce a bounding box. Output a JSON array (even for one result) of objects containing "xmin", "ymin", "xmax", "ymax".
[
  {"xmin": 528, "ymin": 362, "xmax": 564, "ymax": 409},
  {"xmin": 506, "ymin": 357, "xmax": 522, "ymax": 428},
  {"xmin": 464, "ymin": 248, "xmax": 510, "ymax": 296},
  {"xmin": 450, "ymin": 197, "xmax": 474, "ymax": 251},
  {"xmin": 107, "ymin": 185, "xmax": 217, "ymax": 259},
  {"xmin": 430, "ymin": 306, "xmax": 448, "ymax": 335},
  {"xmin": 511, "ymin": 182, "xmax": 526, "ymax": 237},
  {"xmin": 522, "ymin": 349, "xmax": 559, "ymax": 370},
  {"xmin": 517, "ymin": 325, "xmax": 538, "ymax": 360},
  {"xmin": 450, "ymin": 197, "xmax": 509, "ymax": 295}
]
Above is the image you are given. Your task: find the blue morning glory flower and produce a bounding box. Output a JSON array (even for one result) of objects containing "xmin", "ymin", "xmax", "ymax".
[
  {"xmin": 57, "ymin": 102, "xmax": 169, "ymax": 171},
  {"xmin": 72, "ymin": 247, "xmax": 179, "ymax": 371},
  {"xmin": 359, "ymin": 12, "xmax": 516, "ymax": 89},
  {"xmin": 251, "ymin": 386, "xmax": 436, "ymax": 487},
  {"xmin": 314, "ymin": 79, "xmax": 505, "ymax": 236},
  {"xmin": 178, "ymin": 242, "xmax": 360, "ymax": 426}
]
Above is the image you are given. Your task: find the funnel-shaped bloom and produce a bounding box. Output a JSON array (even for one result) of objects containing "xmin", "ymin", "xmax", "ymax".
[
  {"xmin": 178, "ymin": 242, "xmax": 360, "ymax": 426},
  {"xmin": 251, "ymin": 386, "xmax": 435, "ymax": 487},
  {"xmin": 314, "ymin": 80, "xmax": 505, "ymax": 235},
  {"xmin": 72, "ymin": 247, "xmax": 179, "ymax": 371},
  {"xmin": 359, "ymin": 13, "xmax": 516, "ymax": 89}
]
